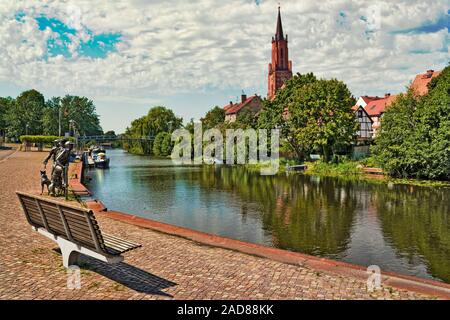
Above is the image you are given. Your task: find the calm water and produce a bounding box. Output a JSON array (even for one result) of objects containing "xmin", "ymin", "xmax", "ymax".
[{"xmin": 86, "ymin": 149, "xmax": 450, "ymax": 283}]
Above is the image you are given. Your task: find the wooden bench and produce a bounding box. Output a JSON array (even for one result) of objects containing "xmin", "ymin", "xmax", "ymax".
[{"xmin": 16, "ymin": 192, "xmax": 142, "ymax": 268}]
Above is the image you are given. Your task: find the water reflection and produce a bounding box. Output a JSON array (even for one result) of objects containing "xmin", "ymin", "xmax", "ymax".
[{"xmin": 86, "ymin": 149, "xmax": 450, "ymax": 283}]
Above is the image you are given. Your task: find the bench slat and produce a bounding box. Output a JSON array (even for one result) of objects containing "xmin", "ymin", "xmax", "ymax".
[
  {"xmin": 84, "ymin": 211, "xmax": 102, "ymax": 252},
  {"xmin": 34, "ymin": 200, "xmax": 51, "ymax": 231},
  {"xmin": 102, "ymin": 233, "xmax": 142, "ymax": 247},
  {"xmin": 103, "ymin": 234, "xmax": 142, "ymax": 254},
  {"xmin": 57, "ymin": 204, "xmax": 73, "ymax": 242}
]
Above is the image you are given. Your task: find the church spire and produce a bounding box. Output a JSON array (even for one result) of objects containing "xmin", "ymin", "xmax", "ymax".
[
  {"xmin": 275, "ymin": 6, "xmax": 284, "ymax": 41},
  {"xmin": 268, "ymin": 5, "xmax": 292, "ymax": 100}
]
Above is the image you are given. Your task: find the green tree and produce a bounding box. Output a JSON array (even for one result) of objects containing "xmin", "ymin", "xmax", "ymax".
[
  {"xmin": 104, "ymin": 130, "xmax": 116, "ymax": 137},
  {"xmin": 42, "ymin": 97, "xmax": 61, "ymax": 136},
  {"xmin": 201, "ymin": 106, "xmax": 225, "ymax": 129},
  {"xmin": 153, "ymin": 132, "xmax": 173, "ymax": 156},
  {"xmin": 235, "ymin": 108, "xmax": 258, "ymax": 129},
  {"xmin": 0, "ymin": 97, "xmax": 14, "ymax": 138},
  {"xmin": 258, "ymin": 73, "xmax": 356, "ymax": 162},
  {"xmin": 124, "ymin": 106, "xmax": 182, "ymax": 154},
  {"xmin": 42, "ymin": 95, "xmax": 103, "ymax": 136},
  {"xmin": 372, "ymin": 65, "xmax": 450, "ymax": 180},
  {"xmin": 60, "ymin": 95, "xmax": 103, "ymax": 136},
  {"xmin": 6, "ymin": 89, "xmax": 46, "ymax": 137},
  {"xmin": 143, "ymin": 106, "xmax": 183, "ymax": 137}
]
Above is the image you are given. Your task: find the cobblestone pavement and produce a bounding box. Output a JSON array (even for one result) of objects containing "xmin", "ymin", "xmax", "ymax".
[
  {"xmin": 0, "ymin": 151, "xmax": 435, "ymax": 299},
  {"xmin": 0, "ymin": 148, "xmax": 16, "ymax": 161}
]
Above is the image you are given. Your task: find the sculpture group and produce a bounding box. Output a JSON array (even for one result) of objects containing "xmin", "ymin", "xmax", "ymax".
[{"xmin": 42, "ymin": 139, "xmax": 74, "ymax": 196}]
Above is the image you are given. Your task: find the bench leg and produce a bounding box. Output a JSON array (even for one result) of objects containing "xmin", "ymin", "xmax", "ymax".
[
  {"xmin": 34, "ymin": 227, "xmax": 124, "ymax": 268},
  {"xmin": 56, "ymin": 236, "xmax": 82, "ymax": 268},
  {"xmin": 61, "ymin": 248, "xmax": 81, "ymax": 268}
]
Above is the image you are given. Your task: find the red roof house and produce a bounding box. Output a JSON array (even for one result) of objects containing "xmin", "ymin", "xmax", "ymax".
[
  {"xmin": 224, "ymin": 94, "xmax": 263, "ymax": 122},
  {"xmin": 364, "ymin": 94, "xmax": 398, "ymax": 118},
  {"xmin": 410, "ymin": 69, "xmax": 441, "ymax": 96}
]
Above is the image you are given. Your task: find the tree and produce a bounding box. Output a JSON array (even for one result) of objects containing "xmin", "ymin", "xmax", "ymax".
[
  {"xmin": 42, "ymin": 95, "xmax": 103, "ymax": 136},
  {"xmin": 0, "ymin": 97, "xmax": 13, "ymax": 138},
  {"xmin": 104, "ymin": 130, "xmax": 116, "ymax": 137},
  {"xmin": 372, "ymin": 65, "xmax": 450, "ymax": 180},
  {"xmin": 60, "ymin": 95, "xmax": 103, "ymax": 136},
  {"xmin": 6, "ymin": 89, "xmax": 46, "ymax": 137},
  {"xmin": 258, "ymin": 73, "xmax": 356, "ymax": 162},
  {"xmin": 42, "ymin": 97, "xmax": 61, "ymax": 136},
  {"xmin": 201, "ymin": 106, "xmax": 225, "ymax": 129},
  {"xmin": 144, "ymin": 106, "xmax": 183, "ymax": 137},
  {"xmin": 153, "ymin": 132, "xmax": 173, "ymax": 156},
  {"xmin": 235, "ymin": 108, "xmax": 258, "ymax": 129},
  {"xmin": 124, "ymin": 106, "xmax": 182, "ymax": 154}
]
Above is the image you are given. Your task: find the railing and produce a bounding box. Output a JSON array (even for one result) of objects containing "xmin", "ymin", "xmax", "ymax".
[{"xmin": 77, "ymin": 135, "xmax": 155, "ymax": 142}]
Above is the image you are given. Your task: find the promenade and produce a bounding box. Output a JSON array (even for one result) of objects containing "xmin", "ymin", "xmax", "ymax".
[{"xmin": 0, "ymin": 151, "xmax": 444, "ymax": 299}]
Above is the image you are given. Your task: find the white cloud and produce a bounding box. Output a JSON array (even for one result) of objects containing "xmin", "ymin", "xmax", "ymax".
[{"xmin": 0, "ymin": 0, "xmax": 448, "ymax": 131}]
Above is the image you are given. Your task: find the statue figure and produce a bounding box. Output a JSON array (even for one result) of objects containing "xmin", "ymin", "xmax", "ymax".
[
  {"xmin": 46, "ymin": 140, "xmax": 74, "ymax": 196},
  {"xmin": 43, "ymin": 139, "xmax": 64, "ymax": 166}
]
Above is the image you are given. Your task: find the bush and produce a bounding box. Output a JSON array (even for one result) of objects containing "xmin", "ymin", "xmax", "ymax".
[
  {"xmin": 359, "ymin": 156, "xmax": 379, "ymax": 168},
  {"xmin": 19, "ymin": 135, "xmax": 74, "ymax": 151},
  {"xmin": 307, "ymin": 159, "xmax": 361, "ymax": 176},
  {"xmin": 20, "ymin": 135, "xmax": 60, "ymax": 144}
]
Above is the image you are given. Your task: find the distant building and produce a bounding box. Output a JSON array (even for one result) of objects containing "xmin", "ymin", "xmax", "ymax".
[
  {"xmin": 352, "ymin": 96, "xmax": 381, "ymax": 140},
  {"xmin": 267, "ymin": 7, "xmax": 292, "ymax": 100},
  {"xmin": 351, "ymin": 105, "xmax": 373, "ymax": 142},
  {"xmin": 354, "ymin": 95, "xmax": 382, "ymax": 109},
  {"xmin": 352, "ymin": 68, "xmax": 441, "ymax": 139},
  {"xmin": 364, "ymin": 93, "xmax": 398, "ymax": 137},
  {"xmin": 224, "ymin": 94, "xmax": 263, "ymax": 123},
  {"xmin": 410, "ymin": 69, "xmax": 441, "ymax": 96}
]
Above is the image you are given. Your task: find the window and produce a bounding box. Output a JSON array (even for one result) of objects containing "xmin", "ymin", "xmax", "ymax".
[{"xmin": 358, "ymin": 110, "xmax": 363, "ymax": 118}]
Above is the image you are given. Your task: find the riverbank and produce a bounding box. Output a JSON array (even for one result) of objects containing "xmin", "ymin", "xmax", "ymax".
[
  {"xmin": 303, "ymin": 160, "xmax": 450, "ymax": 188},
  {"xmin": 0, "ymin": 151, "xmax": 448, "ymax": 299}
]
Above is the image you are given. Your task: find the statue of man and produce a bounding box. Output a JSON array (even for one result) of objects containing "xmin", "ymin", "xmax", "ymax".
[
  {"xmin": 43, "ymin": 139, "xmax": 61, "ymax": 166},
  {"xmin": 48, "ymin": 140, "xmax": 73, "ymax": 196},
  {"xmin": 55, "ymin": 141, "xmax": 74, "ymax": 167}
]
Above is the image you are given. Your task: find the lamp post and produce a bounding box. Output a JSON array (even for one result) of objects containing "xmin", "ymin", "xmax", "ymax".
[{"xmin": 58, "ymin": 100, "xmax": 62, "ymax": 137}]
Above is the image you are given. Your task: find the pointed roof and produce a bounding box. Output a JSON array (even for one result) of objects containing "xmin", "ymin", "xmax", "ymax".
[
  {"xmin": 364, "ymin": 94, "xmax": 398, "ymax": 117},
  {"xmin": 275, "ymin": 6, "xmax": 284, "ymax": 41},
  {"xmin": 223, "ymin": 95, "xmax": 261, "ymax": 115}
]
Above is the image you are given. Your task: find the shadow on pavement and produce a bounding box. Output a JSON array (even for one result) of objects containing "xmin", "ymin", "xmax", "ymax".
[{"xmin": 54, "ymin": 249, "xmax": 177, "ymax": 297}]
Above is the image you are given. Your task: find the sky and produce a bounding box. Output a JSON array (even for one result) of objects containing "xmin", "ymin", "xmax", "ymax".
[{"xmin": 0, "ymin": 0, "xmax": 448, "ymax": 133}]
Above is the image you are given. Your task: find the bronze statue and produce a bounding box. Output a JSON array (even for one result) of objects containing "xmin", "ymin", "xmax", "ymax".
[
  {"xmin": 43, "ymin": 139, "xmax": 73, "ymax": 196},
  {"xmin": 43, "ymin": 139, "xmax": 61, "ymax": 166}
]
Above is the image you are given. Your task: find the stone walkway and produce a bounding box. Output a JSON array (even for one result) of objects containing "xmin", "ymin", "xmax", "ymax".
[
  {"xmin": 0, "ymin": 148, "xmax": 16, "ymax": 161},
  {"xmin": 0, "ymin": 151, "xmax": 438, "ymax": 299}
]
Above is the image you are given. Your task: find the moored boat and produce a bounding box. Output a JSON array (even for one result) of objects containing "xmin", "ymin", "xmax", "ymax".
[{"xmin": 94, "ymin": 152, "xmax": 110, "ymax": 168}]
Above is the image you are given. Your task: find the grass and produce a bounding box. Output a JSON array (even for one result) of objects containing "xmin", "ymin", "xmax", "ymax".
[
  {"xmin": 303, "ymin": 159, "xmax": 450, "ymax": 188},
  {"xmin": 305, "ymin": 160, "xmax": 362, "ymax": 177}
]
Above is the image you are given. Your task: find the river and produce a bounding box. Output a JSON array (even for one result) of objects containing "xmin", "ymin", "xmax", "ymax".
[{"xmin": 85, "ymin": 149, "xmax": 450, "ymax": 283}]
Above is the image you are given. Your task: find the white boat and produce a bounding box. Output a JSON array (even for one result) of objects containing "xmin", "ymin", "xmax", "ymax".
[{"xmin": 94, "ymin": 152, "xmax": 110, "ymax": 168}]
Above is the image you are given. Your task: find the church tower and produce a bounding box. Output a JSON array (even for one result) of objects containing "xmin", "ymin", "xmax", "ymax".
[{"xmin": 267, "ymin": 6, "xmax": 292, "ymax": 100}]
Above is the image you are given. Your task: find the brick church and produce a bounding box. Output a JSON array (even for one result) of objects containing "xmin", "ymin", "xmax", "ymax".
[
  {"xmin": 224, "ymin": 7, "xmax": 293, "ymax": 121},
  {"xmin": 268, "ymin": 6, "xmax": 293, "ymax": 100}
]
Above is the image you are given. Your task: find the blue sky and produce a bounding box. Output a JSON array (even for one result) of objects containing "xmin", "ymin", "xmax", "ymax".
[
  {"xmin": 0, "ymin": 1, "xmax": 448, "ymax": 133},
  {"xmin": 34, "ymin": 16, "xmax": 122, "ymax": 59}
]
